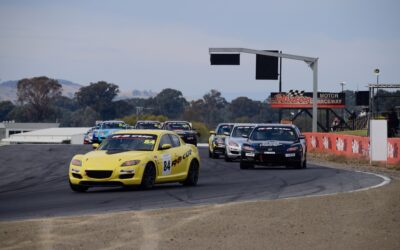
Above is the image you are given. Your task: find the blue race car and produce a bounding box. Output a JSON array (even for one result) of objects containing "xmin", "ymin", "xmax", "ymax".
[{"xmin": 92, "ymin": 120, "xmax": 129, "ymax": 143}]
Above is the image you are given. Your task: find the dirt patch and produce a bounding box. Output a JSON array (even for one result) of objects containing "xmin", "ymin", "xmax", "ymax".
[
  {"xmin": 309, "ymin": 153, "xmax": 400, "ymax": 180},
  {"xmin": 1, "ymin": 179, "xmax": 399, "ymax": 250}
]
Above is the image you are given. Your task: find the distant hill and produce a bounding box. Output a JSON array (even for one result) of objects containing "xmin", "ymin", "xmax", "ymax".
[
  {"xmin": 0, "ymin": 79, "xmax": 158, "ymax": 102},
  {"xmin": 0, "ymin": 79, "xmax": 83, "ymax": 102}
]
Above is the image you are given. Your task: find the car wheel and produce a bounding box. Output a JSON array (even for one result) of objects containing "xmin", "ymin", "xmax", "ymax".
[
  {"xmin": 140, "ymin": 163, "xmax": 156, "ymax": 189},
  {"xmin": 183, "ymin": 160, "xmax": 199, "ymax": 186},
  {"xmin": 208, "ymin": 149, "xmax": 212, "ymax": 158},
  {"xmin": 224, "ymin": 153, "xmax": 232, "ymax": 162},
  {"xmin": 302, "ymin": 155, "xmax": 307, "ymax": 169},
  {"xmin": 69, "ymin": 181, "xmax": 88, "ymax": 192},
  {"xmin": 212, "ymin": 150, "xmax": 219, "ymax": 159},
  {"xmin": 240, "ymin": 161, "xmax": 253, "ymax": 169}
]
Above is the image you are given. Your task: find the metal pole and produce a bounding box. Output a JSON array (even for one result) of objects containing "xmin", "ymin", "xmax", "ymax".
[
  {"xmin": 312, "ymin": 59, "xmax": 318, "ymax": 132},
  {"xmin": 208, "ymin": 48, "xmax": 319, "ymax": 130},
  {"xmin": 278, "ymin": 51, "xmax": 282, "ymax": 123},
  {"xmin": 340, "ymin": 82, "xmax": 345, "ymax": 122}
]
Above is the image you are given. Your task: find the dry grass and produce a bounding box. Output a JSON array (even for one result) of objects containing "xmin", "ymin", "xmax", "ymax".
[{"xmin": 309, "ymin": 151, "xmax": 400, "ymax": 170}]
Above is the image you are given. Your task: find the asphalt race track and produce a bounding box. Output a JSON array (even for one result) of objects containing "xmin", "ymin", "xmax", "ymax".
[{"xmin": 0, "ymin": 145, "xmax": 385, "ymax": 221}]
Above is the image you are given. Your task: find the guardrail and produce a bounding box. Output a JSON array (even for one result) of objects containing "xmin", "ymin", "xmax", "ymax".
[{"xmin": 304, "ymin": 132, "xmax": 400, "ymax": 164}]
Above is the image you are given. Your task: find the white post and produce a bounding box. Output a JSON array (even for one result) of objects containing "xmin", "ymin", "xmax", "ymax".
[
  {"xmin": 312, "ymin": 59, "xmax": 318, "ymax": 132},
  {"xmin": 369, "ymin": 119, "xmax": 387, "ymax": 163}
]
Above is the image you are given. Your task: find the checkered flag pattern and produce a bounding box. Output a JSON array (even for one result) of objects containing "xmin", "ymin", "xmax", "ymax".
[{"xmin": 287, "ymin": 90, "xmax": 305, "ymax": 97}]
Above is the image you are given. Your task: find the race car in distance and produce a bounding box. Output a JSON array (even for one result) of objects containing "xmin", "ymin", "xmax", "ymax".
[
  {"xmin": 208, "ymin": 123, "xmax": 234, "ymax": 158},
  {"xmin": 83, "ymin": 127, "xmax": 95, "ymax": 144},
  {"xmin": 240, "ymin": 124, "xmax": 307, "ymax": 169},
  {"xmin": 162, "ymin": 121, "xmax": 198, "ymax": 146},
  {"xmin": 135, "ymin": 120, "xmax": 162, "ymax": 129},
  {"xmin": 92, "ymin": 120, "xmax": 129, "ymax": 143},
  {"xmin": 224, "ymin": 124, "xmax": 256, "ymax": 162},
  {"xmin": 69, "ymin": 130, "xmax": 200, "ymax": 192}
]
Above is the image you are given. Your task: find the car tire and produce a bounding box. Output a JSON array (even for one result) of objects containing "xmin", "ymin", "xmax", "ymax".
[
  {"xmin": 240, "ymin": 161, "xmax": 253, "ymax": 169},
  {"xmin": 140, "ymin": 163, "xmax": 156, "ymax": 189},
  {"xmin": 302, "ymin": 155, "xmax": 307, "ymax": 169},
  {"xmin": 182, "ymin": 160, "xmax": 199, "ymax": 186},
  {"xmin": 210, "ymin": 150, "xmax": 218, "ymax": 159},
  {"xmin": 69, "ymin": 181, "xmax": 88, "ymax": 192},
  {"xmin": 208, "ymin": 149, "xmax": 212, "ymax": 158},
  {"xmin": 224, "ymin": 153, "xmax": 232, "ymax": 162}
]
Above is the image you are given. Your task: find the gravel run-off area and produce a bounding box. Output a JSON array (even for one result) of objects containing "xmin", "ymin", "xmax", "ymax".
[{"xmin": 0, "ymin": 159, "xmax": 399, "ymax": 250}]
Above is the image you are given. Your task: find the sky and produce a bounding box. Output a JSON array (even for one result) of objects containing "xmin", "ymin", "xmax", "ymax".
[{"xmin": 0, "ymin": 0, "xmax": 399, "ymax": 101}]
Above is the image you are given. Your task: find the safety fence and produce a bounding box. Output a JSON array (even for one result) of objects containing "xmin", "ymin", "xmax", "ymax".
[{"xmin": 303, "ymin": 132, "xmax": 400, "ymax": 165}]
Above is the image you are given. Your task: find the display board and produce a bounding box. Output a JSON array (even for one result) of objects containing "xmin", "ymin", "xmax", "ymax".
[{"xmin": 270, "ymin": 91, "xmax": 345, "ymax": 109}]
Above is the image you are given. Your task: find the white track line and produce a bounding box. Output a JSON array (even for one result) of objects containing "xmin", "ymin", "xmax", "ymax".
[{"xmin": 197, "ymin": 143, "xmax": 392, "ymax": 196}]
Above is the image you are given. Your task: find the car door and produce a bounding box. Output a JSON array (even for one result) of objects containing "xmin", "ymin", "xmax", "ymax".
[
  {"xmin": 156, "ymin": 134, "xmax": 182, "ymax": 182},
  {"xmin": 169, "ymin": 134, "xmax": 189, "ymax": 179}
]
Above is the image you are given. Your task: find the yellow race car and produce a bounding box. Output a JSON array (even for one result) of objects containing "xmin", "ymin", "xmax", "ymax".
[{"xmin": 69, "ymin": 130, "xmax": 200, "ymax": 192}]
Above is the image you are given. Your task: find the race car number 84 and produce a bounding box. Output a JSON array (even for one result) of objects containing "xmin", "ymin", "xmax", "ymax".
[{"xmin": 162, "ymin": 154, "xmax": 172, "ymax": 175}]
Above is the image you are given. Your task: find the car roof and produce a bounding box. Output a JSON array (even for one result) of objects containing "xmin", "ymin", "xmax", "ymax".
[
  {"xmin": 136, "ymin": 120, "xmax": 161, "ymax": 123},
  {"xmin": 232, "ymin": 123, "xmax": 258, "ymax": 127},
  {"xmin": 112, "ymin": 129, "xmax": 172, "ymax": 136},
  {"xmin": 164, "ymin": 121, "xmax": 190, "ymax": 123},
  {"xmin": 217, "ymin": 123, "xmax": 235, "ymax": 126},
  {"xmin": 254, "ymin": 123, "xmax": 297, "ymax": 128},
  {"xmin": 101, "ymin": 120, "xmax": 125, "ymax": 124}
]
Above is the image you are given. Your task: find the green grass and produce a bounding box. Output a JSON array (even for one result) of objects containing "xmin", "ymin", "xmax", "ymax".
[{"xmin": 334, "ymin": 129, "xmax": 367, "ymax": 136}]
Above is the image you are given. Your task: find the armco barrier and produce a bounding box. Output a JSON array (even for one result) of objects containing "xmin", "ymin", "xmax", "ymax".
[{"xmin": 303, "ymin": 132, "xmax": 400, "ymax": 164}]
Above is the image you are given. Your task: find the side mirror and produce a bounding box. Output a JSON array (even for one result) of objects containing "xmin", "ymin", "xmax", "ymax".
[
  {"xmin": 209, "ymin": 130, "xmax": 216, "ymax": 135},
  {"xmin": 161, "ymin": 144, "xmax": 172, "ymax": 150},
  {"xmin": 298, "ymin": 135, "xmax": 305, "ymax": 140},
  {"xmin": 242, "ymin": 134, "xmax": 249, "ymax": 138},
  {"xmin": 223, "ymin": 132, "xmax": 230, "ymax": 136},
  {"xmin": 92, "ymin": 143, "xmax": 100, "ymax": 149}
]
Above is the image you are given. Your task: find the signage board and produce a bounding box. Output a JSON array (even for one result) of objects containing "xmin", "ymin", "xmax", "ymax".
[{"xmin": 270, "ymin": 91, "xmax": 345, "ymax": 109}]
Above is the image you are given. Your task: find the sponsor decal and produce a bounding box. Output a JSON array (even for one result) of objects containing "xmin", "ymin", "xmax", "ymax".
[
  {"xmin": 162, "ymin": 154, "xmax": 172, "ymax": 175},
  {"xmin": 388, "ymin": 143, "xmax": 394, "ymax": 159},
  {"xmin": 311, "ymin": 136, "xmax": 317, "ymax": 148},
  {"xmin": 336, "ymin": 138, "xmax": 345, "ymax": 151},
  {"xmin": 323, "ymin": 136, "xmax": 330, "ymax": 150},
  {"xmin": 270, "ymin": 91, "xmax": 345, "ymax": 109},
  {"xmin": 352, "ymin": 140, "xmax": 360, "ymax": 154}
]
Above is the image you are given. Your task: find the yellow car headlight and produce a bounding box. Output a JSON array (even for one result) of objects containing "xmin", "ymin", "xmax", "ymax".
[
  {"xmin": 121, "ymin": 160, "xmax": 141, "ymax": 167},
  {"xmin": 71, "ymin": 159, "xmax": 82, "ymax": 166}
]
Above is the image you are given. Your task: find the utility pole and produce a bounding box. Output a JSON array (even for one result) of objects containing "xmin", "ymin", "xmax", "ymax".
[
  {"xmin": 209, "ymin": 48, "xmax": 319, "ymax": 132},
  {"xmin": 374, "ymin": 68, "xmax": 380, "ymax": 116},
  {"xmin": 340, "ymin": 81, "xmax": 346, "ymax": 122}
]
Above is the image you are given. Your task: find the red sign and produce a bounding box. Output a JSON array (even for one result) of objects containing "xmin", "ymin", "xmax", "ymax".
[{"xmin": 270, "ymin": 92, "xmax": 345, "ymax": 109}]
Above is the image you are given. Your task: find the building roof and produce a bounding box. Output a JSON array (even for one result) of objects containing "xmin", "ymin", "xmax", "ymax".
[
  {"xmin": 0, "ymin": 122, "xmax": 59, "ymax": 130},
  {"xmin": 2, "ymin": 127, "xmax": 90, "ymax": 144}
]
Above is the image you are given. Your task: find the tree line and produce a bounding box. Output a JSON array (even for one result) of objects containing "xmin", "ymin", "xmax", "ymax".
[
  {"xmin": 0, "ymin": 76, "xmax": 280, "ymax": 128},
  {"xmin": 1, "ymin": 76, "xmax": 399, "ymax": 136}
]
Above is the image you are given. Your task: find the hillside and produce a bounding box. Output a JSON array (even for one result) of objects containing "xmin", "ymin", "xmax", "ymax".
[
  {"xmin": 0, "ymin": 79, "xmax": 83, "ymax": 102},
  {"xmin": 0, "ymin": 80, "xmax": 157, "ymax": 102}
]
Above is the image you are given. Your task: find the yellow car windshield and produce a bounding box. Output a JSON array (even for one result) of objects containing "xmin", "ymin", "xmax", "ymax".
[{"xmin": 98, "ymin": 134, "xmax": 157, "ymax": 152}]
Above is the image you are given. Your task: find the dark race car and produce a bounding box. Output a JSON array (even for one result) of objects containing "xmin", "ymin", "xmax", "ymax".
[
  {"xmin": 208, "ymin": 123, "xmax": 234, "ymax": 158},
  {"xmin": 162, "ymin": 121, "xmax": 198, "ymax": 146},
  {"xmin": 135, "ymin": 120, "xmax": 162, "ymax": 129},
  {"xmin": 240, "ymin": 124, "xmax": 307, "ymax": 169}
]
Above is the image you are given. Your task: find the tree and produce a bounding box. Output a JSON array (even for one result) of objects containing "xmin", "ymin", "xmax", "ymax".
[
  {"xmin": 0, "ymin": 101, "xmax": 15, "ymax": 121},
  {"xmin": 202, "ymin": 89, "xmax": 228, "ymax": 126},
  {"xmin": 69, "ymin": 107, "xmax": 101, "ymax": 127},
  {"xmin": 113, "ymin": 100, "xmax": 135, "ymax": 118},
  {"xmin": 121, "ymin": 114, "xmax": 168, "ymax": 126},
  {"xmin": 17, "ymin": 76, "xmax": 62, "ymax": 121},
  {"xmin": 75, "ymin": 81, "xmax": 119, "ymax": 119},
  {"xmin": 151, "ymin": 88, "xmax": 188, "ymax": 119},
  {"xmin": 229, "ymin": 96, "xmax": 261, "ymax": 118}
]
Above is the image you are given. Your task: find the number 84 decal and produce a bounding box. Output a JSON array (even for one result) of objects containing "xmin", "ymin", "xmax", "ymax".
[{"xmin": 161, "ymin": 154, "xmax": 172, "ymax": 175}]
